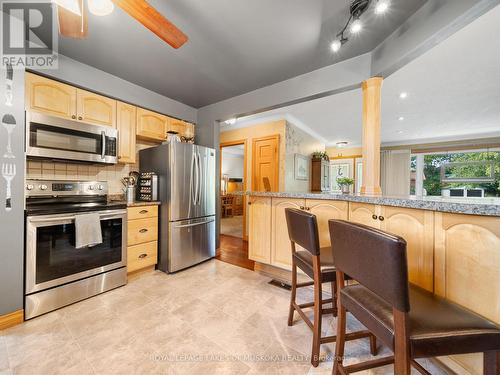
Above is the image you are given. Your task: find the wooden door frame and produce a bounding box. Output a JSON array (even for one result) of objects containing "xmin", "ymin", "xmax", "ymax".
[
  {"xmin": 251, "ymin": 134, "xmax": 280, "ymax": 192},
  {"xmin": 220, "ymin": 139, "xmax": 248, "ymax": 240}
]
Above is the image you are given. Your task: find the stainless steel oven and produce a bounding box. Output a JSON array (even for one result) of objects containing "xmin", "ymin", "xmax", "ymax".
[
  {"xmin": 26, "ymin": 112, "xmax": 118, "ymax": 164},
  {"xmin": 24, "ymin": 180, "xmax": 127, "ymax": 319}
]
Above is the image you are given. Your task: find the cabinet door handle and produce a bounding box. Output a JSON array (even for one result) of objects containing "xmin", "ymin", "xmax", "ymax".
[
  {"xmin": 139, "ymin": 210, "xmax": 148, "ymax": 214},
  {"xmin": 378, "ymin": 216, "xmax": 385, "ymax": 221},
  {"xmin": 71, "ymin": 115, "xmax": 76, "ymax": 119},
  {"xmin": 139, "ymin": 228, "xmax": 148, "ymax": 233},
  {"xmin": 138, "ymin": 253, "xmax": 148, "ymax": 259},
  {"xmin": 372, "ymin": 214, "xmax": 378, "ymax": 220},
  {"xmin": 299, "ymin": 206, "xmax": 305, "ymax": 210},
  {"xmin": 305, "ymin": 207, "xmax": 311, "ymax": 211},
  {"xmin": 78, "ymin": 116, "xmax": 83, "ymax": 120},
  {"xmin": 248, "ymin": 202, "xmax": 251, "ymax": 205}
]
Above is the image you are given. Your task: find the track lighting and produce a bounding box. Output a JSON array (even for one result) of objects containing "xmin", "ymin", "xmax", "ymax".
[
  {"xmin": 330, "ymin": 0, "xmax": 391, "ymax": 54},
  {"xmin": 375, "ymin": 0, "xmax": 389, "ymax": 14}
]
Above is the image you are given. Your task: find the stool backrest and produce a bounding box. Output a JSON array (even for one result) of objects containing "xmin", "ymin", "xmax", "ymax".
[
  {"xmin": 328, "ymin": 219, "xmax": 410, "ymax": 312},
  {"xmin": 285, "ymin": 208, "xmax": 320, "ymax": 256}
]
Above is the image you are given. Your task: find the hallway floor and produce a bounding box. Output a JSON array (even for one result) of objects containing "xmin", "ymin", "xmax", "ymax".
[{"xmin": 221, "ymin": 215, "xmax": 244, "ymax": 238}]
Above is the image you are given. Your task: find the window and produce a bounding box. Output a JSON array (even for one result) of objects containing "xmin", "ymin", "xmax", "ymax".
[{"xmin": 412, "ymin": 150, "xmax": 500, "ymax": 197}]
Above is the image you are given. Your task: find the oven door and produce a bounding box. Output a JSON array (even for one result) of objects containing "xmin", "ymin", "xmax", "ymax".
[
  {"xmin": 25, "ymin": 209, "xmax": 127, "ymax": 294},
  {"xmin": 26, "ymin": 112, "xmax": 117, "ymax": 164}
]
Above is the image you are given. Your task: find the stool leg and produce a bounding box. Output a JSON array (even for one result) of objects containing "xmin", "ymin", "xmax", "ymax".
[
  {"xmin": 331, "ymin": 279, "xmax": 338, "ymax": 317},
  {"xmin": 288, "ymin": 261, "xmax": 297, "ymax": 326},
  {"xmin": 369, "ymin": 334, "xmax": 377, "ymax": 356},
  {"xmin": 311, "ymin": 277, "xmax": 322, "ymax": 367},
  {"xmin": 333, "ymin": 302, "xmax": 346, "ymax": 374},
  {"xmin": 484, "ymin": 351, "xmax": 499, "ymax": 375}
]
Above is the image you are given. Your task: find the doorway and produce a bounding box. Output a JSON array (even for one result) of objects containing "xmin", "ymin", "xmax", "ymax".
[{"xmin": 217, "ymin": 141, "xmax": 254, "ymax": 270}]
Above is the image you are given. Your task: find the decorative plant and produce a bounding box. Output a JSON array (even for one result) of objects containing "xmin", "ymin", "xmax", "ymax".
[
  {"xmin": 312, "ymin": 151, "xmax": 329, "ymax": 161},
  {"xmin": 336, "ymin": 177, "xmax": 354, "ymax": 186}
]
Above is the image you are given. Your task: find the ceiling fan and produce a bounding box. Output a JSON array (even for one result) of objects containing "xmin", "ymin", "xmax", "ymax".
[{"xmin": 53, "ymin": 0, "xmax": 188, "ymax": 49}]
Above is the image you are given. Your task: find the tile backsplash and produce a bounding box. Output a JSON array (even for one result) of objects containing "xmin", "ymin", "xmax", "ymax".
[{"xmin": 26, "ymin": 141, "xmax": 155, "ymax": 195}]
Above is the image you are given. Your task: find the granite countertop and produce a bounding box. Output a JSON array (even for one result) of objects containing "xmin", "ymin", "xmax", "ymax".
[
  {"xmin": 238, "ymin": 191, "xmax": 500, "ymax": 217},
  {"xmin": 108, "ymin": 195, "xmax": 161, "ymax": 207}
]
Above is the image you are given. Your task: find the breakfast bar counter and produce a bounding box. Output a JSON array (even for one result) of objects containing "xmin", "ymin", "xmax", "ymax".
[{"xmin": 243, "ymin": 191, "xmax": 500, "ymax": 373}]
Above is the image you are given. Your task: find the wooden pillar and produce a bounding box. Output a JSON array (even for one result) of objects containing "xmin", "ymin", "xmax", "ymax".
[{"xmin": 361, "ymin": 77, "xmax": 383, "ymax": 195}]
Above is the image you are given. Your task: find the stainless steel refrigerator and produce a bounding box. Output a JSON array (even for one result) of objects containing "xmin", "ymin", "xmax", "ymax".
[{"xmin": 139, "ymin": 142, "xmax": 216, "ymax": 272}]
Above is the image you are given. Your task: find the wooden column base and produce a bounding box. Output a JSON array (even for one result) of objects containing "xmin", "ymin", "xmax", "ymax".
[{"xmin": 0, "ymin": 309, "xmax": 24, "ymax": 330}]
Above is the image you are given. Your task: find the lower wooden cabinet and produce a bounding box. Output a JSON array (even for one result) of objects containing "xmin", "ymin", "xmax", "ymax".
[
  {"xmin": 248, "ymin": 196, "xmax": 272, "ymax": 263},
  {"xmin": 127, "ymin": 205, "xmax": 158, "ymax": 273},
  {"xmin": 308, "ymin": 199, "xmax": 348, "ymax": 248},
  {"xmin": 348, "ymin": 202, "xmax": 381, "ymax": 228}
]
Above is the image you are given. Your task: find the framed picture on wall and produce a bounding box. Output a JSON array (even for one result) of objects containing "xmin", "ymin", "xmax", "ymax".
[
  {"xmin": 294, "ymin": 154, "xmax": 308, "ymax": 180},
  {"xmin": 330, "ymin": 159, "xmax": 354, "ymax": 192}
]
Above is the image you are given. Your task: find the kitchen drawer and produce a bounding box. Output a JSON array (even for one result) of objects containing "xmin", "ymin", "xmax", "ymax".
[
  {"xmin": 127, "ymin": 205, "xmax": 158, "ymax": 220},
  {"xmin": 127, "ymin": 241, "xmax": 158, "ymax": 273},
  {"xmin": 128, "ymin": 217, "xmax": 158, "ymax": 245}
]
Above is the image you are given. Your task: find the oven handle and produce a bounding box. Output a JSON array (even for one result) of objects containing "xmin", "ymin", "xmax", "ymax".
[
  {"xmin": 101, "ymin": 131, "xmax": 106, "ymax": 159},
  {"xmin": 27, "ymin": 209, "xmax": 127, "ymax": 223}
]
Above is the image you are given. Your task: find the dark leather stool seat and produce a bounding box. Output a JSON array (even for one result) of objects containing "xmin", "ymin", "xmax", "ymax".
[
  {"xmin": 293, "ymin": 246, "xmax": 336, "ymax": 282},
  {"xmin": 341, "ymin": 284, "xmax": 500, "ymax": 358}
]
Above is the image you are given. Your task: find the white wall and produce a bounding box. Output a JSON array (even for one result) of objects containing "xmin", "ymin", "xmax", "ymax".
[{"xmin": 221, "ymin": 152, "xmax": 244, "ymax": 179}]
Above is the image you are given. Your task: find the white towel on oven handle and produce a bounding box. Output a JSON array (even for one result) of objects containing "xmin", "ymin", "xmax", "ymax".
[{"xmin": 75, "ymin": 213, "xmax": 103, "ymax": 249}]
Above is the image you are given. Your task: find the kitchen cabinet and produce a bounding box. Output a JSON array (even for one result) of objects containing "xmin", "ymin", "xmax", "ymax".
[
  {"xmin": 127, "ymin": 205, "xmax": 158, "ymax": 273},
  {"xmin": 136, "ymin": 107, "xmax": 168, "ymax": 141},
  {"xmin": 348, "ymin": 202, "xmax": 381, "ymax": 228},
  {"xmin": 25, "ymin": 72, "xmax": 77, "ymax": 119},
  {"xmin": 169, "ymin": 118, "xmax": 196, "ymax": 138},
  {"xmin": 76, "ymin": 89, "xmax": 117, "ymax": 127},
  {"xmin": 380, "ymin": 206, "xmax": 434, "ymax": 292},
  {"xmin": 311, "ymin": 159, "xmax": 330, "ymax": 192},
  {"xmin": 271, "ymin": 198, "xmax": 305, "ymax": 269},
  {"xmin": 117, "ymin": 102, "xmax": 136, "ymax": 164},
  {"xmin": 248, "ymin": 196, "xmax": 272, "ymax": 263},
  {"xmin": 307, "ymin": 199, "xmax": 348, "ymax": 248}
]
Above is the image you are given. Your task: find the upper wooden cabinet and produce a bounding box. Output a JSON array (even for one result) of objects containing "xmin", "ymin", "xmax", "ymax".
[
  {"xmin": 25, "ymin": 72, "xmax": 77, "ymax": 119},
  {"xmin": 168, "ymin": 118, "xmax": 195, "ymax": 138},
  {"xmin": 136, "ymin": 108, "xmax": 168, "ymax": 141},
  {"xmin": 248, "ymin": 196, "xmax": 272, "ymax": 264},
  {"xmin": 76, "ymin": 89, "xmax": 116, "ymax": 127},
  {"xmin": 117, "ymin": 102, "xmax": 136, "ymax": 164}
]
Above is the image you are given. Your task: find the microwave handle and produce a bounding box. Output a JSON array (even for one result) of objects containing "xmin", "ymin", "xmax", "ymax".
[{"xmin": 101, "ymin": 131, "xmax": 106, "ymax": 159}]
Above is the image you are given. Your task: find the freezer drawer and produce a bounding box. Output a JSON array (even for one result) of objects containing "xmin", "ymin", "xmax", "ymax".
[{"xmin": 168, "ymin": 216, "xmax": 215, "ymax": 272}]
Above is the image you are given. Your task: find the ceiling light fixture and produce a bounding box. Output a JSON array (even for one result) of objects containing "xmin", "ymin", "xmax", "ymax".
[
  {"xmin": 398, "ymin": 116, "xmax": 405, "ymax": 121},
  {"xmin": 224, "ymin": 118, "xmax": 237, "ymax": 125},
  {"xmin": 88, "ymin": 0, "xmax": 114, "ymax": 16},
  {"xmin": 336, "ymin": 141, "xmax": 349, "ymax": 148},
  {"xmin": 399, "ymin": 92, "xmax": 408, "ymax": 99},
  {"xmin": 53, "ymin": 0, "xmax": 81, "ymax": 16},
  {"xmin": 330, "ymin": 0, "xmax": 391, "ymax": 53},
  {"xmin": 375, "ymin": 0, "xmax": 390, "ymax": 14}
]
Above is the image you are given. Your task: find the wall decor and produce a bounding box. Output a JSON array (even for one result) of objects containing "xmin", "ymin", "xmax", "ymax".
[
  {"xmin": 294, "ymin": 154, "xmax": 309, "ymax": 180},
  {"xmin": 5, "ymin": 64, "xmax": 13, "ymax": 107},
  {"xmin": 1, "ymin": 163, "xmax": 16, "ymax": 211},
  {"xmin": 330, "ymin": 159, "xmax": 354, "ymax": 192},
  {"xmin": 2, "ymin": 114, "xmax": 16, "ymax": 159}
]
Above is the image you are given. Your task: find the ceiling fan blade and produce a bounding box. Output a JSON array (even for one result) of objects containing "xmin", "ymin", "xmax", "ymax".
[
  {"xmin": 111, "ymin": 0, "xmax": 188, "ymax": 49},
  {"xmin": 57, "ymin": 3, "xmax": 88, "ymax": 39}
]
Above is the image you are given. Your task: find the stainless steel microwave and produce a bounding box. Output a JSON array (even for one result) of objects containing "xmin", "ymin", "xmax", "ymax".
[{"xmin": 26, "ymin": 112, "xmax": 118, "ymax": 164}]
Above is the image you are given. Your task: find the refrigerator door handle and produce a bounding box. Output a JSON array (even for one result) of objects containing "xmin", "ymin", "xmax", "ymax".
[
  {"xmin": 174, "ymin": 217, "xmax": 215, "ymax": 228},
  {"xmin": 190, "ymin": 149, "xmax": 196, "ymax": 206},
  {"xmin": 197, "ymin": 151, "xmax": 202, "ymax": 205}
]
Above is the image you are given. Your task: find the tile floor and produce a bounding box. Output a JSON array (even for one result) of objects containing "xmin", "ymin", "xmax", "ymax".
[{"xmin": 0, "ymin": 260, "xmax": 449, "ymax": 375}]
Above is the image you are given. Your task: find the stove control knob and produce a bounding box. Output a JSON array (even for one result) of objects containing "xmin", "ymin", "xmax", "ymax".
[
  {"xmin": 40, "ymin": 184, "xmax": 48, "ymax": 191},
  {"xmin": 88, "ymin": 185, "xmax": 94, "ymax": 190},
  {"xmin": 97, "ymin": 184, "xmax": 104, "ymax": 190},
  {"xmin": 26, "ymin": 184, "xmax": 34, "ymax": 191}
]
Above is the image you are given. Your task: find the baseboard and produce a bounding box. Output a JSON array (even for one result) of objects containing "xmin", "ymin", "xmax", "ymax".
[
  {"xmin": 0, "ymin": 309, "xmax": 24, "ymax": 330},
  {"xmin": 127, "ymin": 265, "xmax": 156, "ymax": 280}
]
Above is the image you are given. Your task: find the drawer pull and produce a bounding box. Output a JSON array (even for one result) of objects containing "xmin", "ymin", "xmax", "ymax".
[
  {"xmin": 372, "ymin": 214, "xmax": 378, "ymax": 220},
  {"xmin": 139, "ymin": 210, "xmax": 149, "ymax": 214},
  {"xmin": 138, "ymin": 253, "xmax": 148, "ymax": 259},
  {"xmin": 378, "ymin": 216, "xmax": 385, "ymax": 221},
  {"xmin": 139, "ymin": 228, "xmax": 148, "ymax": 233},
  {"xmin": 300, "ymin": 206, "xmax": 305, "ymax": 210}
]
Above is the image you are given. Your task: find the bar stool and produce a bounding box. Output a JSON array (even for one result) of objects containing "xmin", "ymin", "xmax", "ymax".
[
  {"xmin": 285, "ymin": 208, "xmax": 377, "ymax": 367},
  {"xmin": 328, "ymin": 219, "xmax": 500, "ymax": 375}
]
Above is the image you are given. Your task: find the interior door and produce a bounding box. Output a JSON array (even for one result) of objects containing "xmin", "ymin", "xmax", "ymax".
[{"xmin": 252, "ymin": 135, "xmax": 279, "ymax": 192}]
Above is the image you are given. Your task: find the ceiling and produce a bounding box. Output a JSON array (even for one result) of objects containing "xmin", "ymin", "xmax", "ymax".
[
  {"xmin": 222, "ymin": 144, "xmax": 244, "ymax": 156},
  {"xmin": 227, "ymin": 5, "xmax": 500, "ymax": 147},
  {"xmin": 56, "ymin": 0, "xmax": 426, "ymax": 108}
]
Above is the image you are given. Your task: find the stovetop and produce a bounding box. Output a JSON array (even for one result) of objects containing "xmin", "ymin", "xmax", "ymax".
[{"xmin": 25, "ymin": 200, "xmax": 127, "ymax": 216}]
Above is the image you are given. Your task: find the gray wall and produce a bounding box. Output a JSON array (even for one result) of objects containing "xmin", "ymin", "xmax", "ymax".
[
  {"xmin": 0, "ymin": 65, "xmax": 25, "ymax": 315},
  {"xmin": 33, "ymin": 54, "xmax": 197, "ymax": 123}
]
